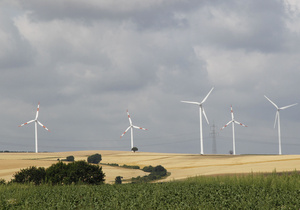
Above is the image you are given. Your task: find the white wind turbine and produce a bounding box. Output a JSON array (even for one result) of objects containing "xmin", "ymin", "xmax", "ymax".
[
  {"xmin": 19, "ymin": 102, "xmax": 50, "ymax": 153},
  {"xmin": 220, "ymin": 105, "xmax": 247, "ymax": 155},
  {"xmin": 120, "ymin": 110, "xmax": 147, "ymax": 151},
  {"xmin": 264, "ymin": 95, "xmax": 297, "ymax": 155},
  {"xmin": 181, "ymin": 87, "xmax": 214, "ymax": 155}
]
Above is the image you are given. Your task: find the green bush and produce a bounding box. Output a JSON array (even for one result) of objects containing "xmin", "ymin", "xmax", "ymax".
[
  {"xmin": 87, "ymin": 153, "xmax": 102, "ymax": 164},
  {"xmin": 142, "ymin": 165, "xmax": 154, "ymax": 172},
  {"xmin": 46, "ymin": 161, "xmax": 105, "ymax": 185},
  {"xmin": 122, "ymin": 164, "xmax": 140, "ymax": 169},
  {"xmin": 132, "ymin": 165, "xmax": 168, "ymax": 183},
  {"xmin": 12, "ymin": 166, "xmax": 46, "ymax": 185},
  {"xmin": 66, "ymin": 156, "xmax": 74, "ymax": 161},
  {"xmin": 153, "ymin": 165, "xmax": 167, "ymax": 177},
  {"xmin": 115, "ymin": 176, "xmax": 123, "ymax": 184},
  {"xmin": 0, "ymin": 179, "xmax": 6, "ymax": 185},
  {"xmin": 142, "ymin": 165, "xmax": 167, "ymax": 176},
  {"xmin": 45, "ymin": 161, "xmax": 70, "ymax": 185},
  {"xmin": 12, "ymin": 161, "xmax": 105, "ymax": 185}
]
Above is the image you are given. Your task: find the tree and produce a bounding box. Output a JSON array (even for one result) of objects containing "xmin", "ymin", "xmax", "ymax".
[
  {"xmin": 0, "ymin": 179, "xmax": 6, "ymax": 185},
  {"xmin": 66, "ymin": 156, "xmax": 74, "ymax": 161},
  {"xmin": 87, "ymin": 153, "xmax": 102, "ymax": 164},
  {"xmin": 12, "ymin": 166, "xmax": 46, "ymax": 185},
  {"xmin": 131, "ymin": 147, "xmax": 138, "ymax": 153},
  {"xmin": 115, "ymin": 176, "xmax": 123, "ymax": 184},
  {"xmin": 12, "ymin": 161, "xmax": 105, "ymax": 185},
  {"xmin": 142, "ymin": 165, "xmax": 154, "ymax": 172},
  {"xmin": 153, "ymin": 165, "xmax": 167, "ymax": 176},
  {"xmin": 45, "ymin": 161, "xmax": 69, "ymax": 185},
  {"xmin": 46, "ymin": 161, "xmax": 105, "ymax": 185}
]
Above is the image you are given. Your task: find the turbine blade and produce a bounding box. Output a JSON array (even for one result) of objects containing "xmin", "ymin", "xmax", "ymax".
[
  {"xmin": 133, "ymin": 125, "xmax": 148, "ymax": 131},
  {"xmin": 202, "ymin": 108, "xmax": 209, "ymax": 124},
  {"xmin": 220, "ymin": 120, "xmax": 233, "ymax": 130},
  {"xmin": 181, "ymin": 101, "xmax": 200, "ymax": 105},
  {"xmin": 264, "ymin": 95, "xmax": 278, "ymax": 109},
  {"xmin": 274, "ymin": 111, "xmax": 278, "ymax": 129},
  {"xmin": 127, "ymin": 110, "xmax": 132, "ymax": 125},
  {"xmin": 201, "ymin": 87, "xmax": 214, "ymax": 104},
  {"xmin": 280, "ymin": 103, "xmax": 298, "ymax": 110},
  {"xmin": 120, "ymin": 126, "xmax": 131, "ymax": 137},
  {"xmin": 18, "ymin": 120, "xmax": 35, "ymax": 127},
  {"xmin": 230, "ymin": 105, "xmax": 234, "ymax": 120},
  {"xmin": 37, "ymin": 121, "xmax": 50, "ymax": 131},
  {"xmin": 234, "ymin": 120, "xmax": 247, "ymax": 127},
  {"xmin": 35, "ymin": 102, "xmax": 40, "ymax": 120}
]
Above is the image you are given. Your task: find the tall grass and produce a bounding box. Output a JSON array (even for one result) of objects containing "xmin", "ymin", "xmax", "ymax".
[{"xmin": 1, "ymin": 172, "xmax": 300, "ymax": 209}]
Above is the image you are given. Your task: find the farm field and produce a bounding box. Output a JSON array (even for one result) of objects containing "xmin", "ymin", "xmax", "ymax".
[
  {"xmin": 1, "ymin": 170, "xmax": 300, "ymax": 209},
  {"xmin": 1, "ymin": 150, "xmax": 300, "ymax": 183}
]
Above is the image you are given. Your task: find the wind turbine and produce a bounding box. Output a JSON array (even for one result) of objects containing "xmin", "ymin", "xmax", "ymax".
[
  {"xmin": 181, "ymin": 87, "xmax": 214, "ymax": 155},
  {"xmin": 264, "ymin": 95, "xmax": 297, "ymax": 155},
  {"xmin": 220, "ymin": 105, "xmax": 247, "ymax": 155},
  {"xmin": 120, "ymin": 110, "xmax": 147, "ymax": 151},
  {"xmin": 18, "ymin": 102, "xmax": 50, "ymax": 153}
]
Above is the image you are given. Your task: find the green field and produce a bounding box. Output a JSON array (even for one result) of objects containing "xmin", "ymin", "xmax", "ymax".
[{"xmin": 1, "ymin": 172, "xmax": 300, "ymax": 209}]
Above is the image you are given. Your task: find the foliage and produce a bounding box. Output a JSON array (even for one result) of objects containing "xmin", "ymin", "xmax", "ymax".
[
  {"xmin": 122, "ymin": 164, "xmax": 140, "ymax": 169},
  {"xmin": 11, "ymin": 166, "xmax": 46, "ymax": 185},
  {"xmin": 45, "ymin": 161, "xmax": 69, "ymax": 184},
  {"xmin": 46, "ymin": 161, "xmax": 105, "ymax": 185},
  {"xmin": 133, "ymin": 165, "xmax": 168, "ymax": 183},
  {"xmin": 142, "ymin": 165, "xmax": 154, "ymax": 172},
  {"xmin": 115, "ymin": 176, "xmax": 123, "ymax": 184},
  {"xmin": 101, "ymin": 163, "xmax": 119, "ymax": 167},
  {"xmin": 2, "ymin": 172, "xmax": 300, "ymax": 209},
  {"xmin": 65, "ymin": 156, "xmax": 74, "ymax": 161},
  {"xmin": 87, "ymin": 153, "xmax": 102, "ymax": 164},
  {"xmin": 12, "ymin": 161, "xmax": 105, "ymax": 185},
  {"xmin": 0, "ymin": 179, "xmax": 6, "ymax": 185},
  {"xmin": 131, "ymin": 147, "xmax": 138, "ymax": 153}
]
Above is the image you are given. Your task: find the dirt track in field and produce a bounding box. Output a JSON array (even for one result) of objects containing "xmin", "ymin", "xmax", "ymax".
[{"xmin": 1, "ymin": 150, "xmax": 300, "ymax": 184}]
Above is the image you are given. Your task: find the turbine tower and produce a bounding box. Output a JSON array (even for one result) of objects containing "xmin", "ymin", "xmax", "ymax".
[
  {"xmin": 220, "ymin": 105, "xmax": 247, "ymax": 155},
  {"xmin": 264, "ymin": 95, "xmax": 297, "ymax": 155},
  {"xmin": 120, "ymin": 110, "xmax": 147, "ymax": 151},
  {"xmin": 181, "ymin": 87, "xmax": 214, "ymax": 155},
  {"xmin": 19, "ymin": 102, "xmax": 50, "ymax": 153}
]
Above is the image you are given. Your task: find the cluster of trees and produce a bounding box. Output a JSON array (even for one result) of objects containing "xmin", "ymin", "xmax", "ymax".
[
  {"xmin": 131, "ymin": 165, "xmax": 168, "ymax": 183},
  {"xmin": 12, "ymin": 161, "xmax": 105, "ymax": 185},
  {"xmin": 87, "ymin": 153, "xmax": 102, "ymax": 164}
]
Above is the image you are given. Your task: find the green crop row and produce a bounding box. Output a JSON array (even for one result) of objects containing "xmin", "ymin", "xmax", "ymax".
[{"xmin": 1, "ymin": 171, "xmax": 300, "ymax": 209}]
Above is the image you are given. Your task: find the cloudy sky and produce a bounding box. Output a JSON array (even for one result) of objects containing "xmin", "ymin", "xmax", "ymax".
[{"xmin": 1, "ymin": 0, "xmax": 300, "ymax": 155}]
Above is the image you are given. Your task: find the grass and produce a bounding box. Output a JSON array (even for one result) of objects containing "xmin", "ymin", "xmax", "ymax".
[{"xmin": 1, "ymin": 171, "xmax": 300, "ymax": 209}]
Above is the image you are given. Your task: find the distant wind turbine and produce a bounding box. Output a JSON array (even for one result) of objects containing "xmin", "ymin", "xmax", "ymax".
[
  {"xmin": 220, "ymin": 105, "xmax": 247, "ymax": 155},
  {"xmin": 120, "ymin": 110, "xmax": 147, "ymax": 151},
  {"xmin": 18, "ymin": 102, "xmax": 50, "ymax": 153},
  {"xmin": 264, "ymin": 95, "xmax": 297, "ymax": 155},
  {"xmin": 181, "ymin": 87, "xmax": 214, "ymax": 155}
]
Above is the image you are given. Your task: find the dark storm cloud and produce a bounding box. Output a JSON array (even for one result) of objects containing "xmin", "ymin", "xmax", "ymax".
[
  {"xmin": 0, "ymin": 0, "xmax": 299, "ymax": 154},
  {"xmin": 0, "ymin": 12, "xmax": 35, "ymax": 69}
]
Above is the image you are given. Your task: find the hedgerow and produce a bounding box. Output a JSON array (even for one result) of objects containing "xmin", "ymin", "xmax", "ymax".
[{"xmin": 11, "ymin": 161, "xmax": 105, "ymax": 185}]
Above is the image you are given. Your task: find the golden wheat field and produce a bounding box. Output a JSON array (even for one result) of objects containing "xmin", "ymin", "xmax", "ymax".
[{"xmin": 1, "ymin": 150, "xmax": 300, "ymax": 184}]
